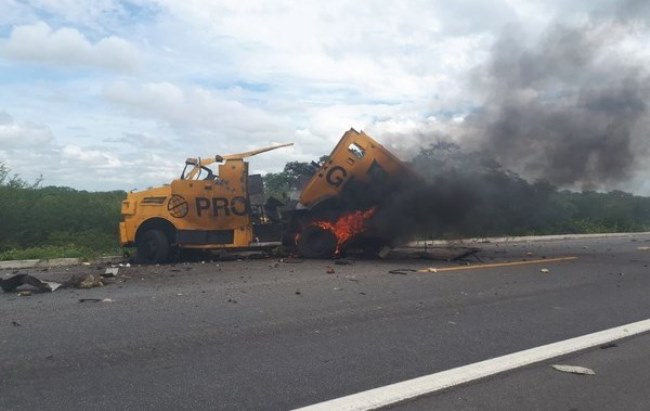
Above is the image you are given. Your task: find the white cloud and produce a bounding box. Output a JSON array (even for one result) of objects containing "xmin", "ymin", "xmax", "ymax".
[
  {"xmin": 0, "ymin": 111, "xmax": 54, "ymax": 148},
  {"xmin": 0, "ymin": 1, "xmax": 648, "ymax": 193},
  {"xmin": 103, "ymin": 81, "xmax": 293, "ymax": 143},
  {"xmin": 62, "ymin": 144, "xmax": 122, "ymax": 168},
  {"xmin": 0, "ymin": 21, "xmax": 139, "ymax": 71}
]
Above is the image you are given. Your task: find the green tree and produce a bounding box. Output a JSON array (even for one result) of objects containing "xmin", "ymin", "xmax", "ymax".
[{"xmin": 262, "ymin": 158, "xmax": 323, "ymax": 201}]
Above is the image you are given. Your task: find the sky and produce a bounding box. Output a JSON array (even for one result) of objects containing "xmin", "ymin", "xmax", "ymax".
[{"xmin": 0, "ymin": 0, "xmax": 648, "ymax": 192}]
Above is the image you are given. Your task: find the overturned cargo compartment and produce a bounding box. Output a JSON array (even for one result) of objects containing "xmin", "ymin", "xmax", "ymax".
[{"xmin": 283, "ymin": 128, "xmax": 413, "ymax": 258}]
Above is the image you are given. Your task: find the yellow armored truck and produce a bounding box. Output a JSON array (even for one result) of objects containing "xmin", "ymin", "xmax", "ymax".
[{"xmin": 119, "ymin": 129, "xmax": 409, "ymax": 262}]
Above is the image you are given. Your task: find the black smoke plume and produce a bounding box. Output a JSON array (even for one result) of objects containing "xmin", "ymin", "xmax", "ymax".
[
  {"xmin": 464, "ymin": 20, "xmax": 649, "ymax": 190},
  {"xmin": 364, "ymin": 14, "xmax": 650, "ymax": 242}
]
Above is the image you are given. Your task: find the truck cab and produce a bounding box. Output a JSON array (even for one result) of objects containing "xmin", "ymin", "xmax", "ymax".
[{"xmin": 119, "ymin": 144, "xmax": 292, "ymax": 263}]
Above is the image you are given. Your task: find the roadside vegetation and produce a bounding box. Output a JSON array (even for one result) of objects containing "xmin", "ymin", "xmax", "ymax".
[
  {"xmin": 0, "ymin": 163, "xmax": 125, "ymax": 261},
  {"xmin": 2, "ymin": 150, "xmax": 650, "ymax": 261}
]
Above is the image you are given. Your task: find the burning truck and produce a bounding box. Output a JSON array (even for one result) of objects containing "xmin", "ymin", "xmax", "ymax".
[
  {"xmin": 119, "ymin": 129, "xmax": 412, "ymax": 263},
  {"xmin": 286, "ymin": 129, "xmax": 412, "ymax": 257}
]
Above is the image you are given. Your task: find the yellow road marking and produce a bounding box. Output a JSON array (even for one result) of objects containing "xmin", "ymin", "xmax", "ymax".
[{"xmin": 418, "ymin": 256, "xmax": 577, "ymax": 273}]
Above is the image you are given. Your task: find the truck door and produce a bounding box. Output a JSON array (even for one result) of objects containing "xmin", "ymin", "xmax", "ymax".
[{"xmin": 169, "ymin": 159, "xmax": 253, "ymax": 246}]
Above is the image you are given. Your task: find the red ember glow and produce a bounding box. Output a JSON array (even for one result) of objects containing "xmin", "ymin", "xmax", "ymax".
[{"xmin": 314, "ymin": 207, "xmax": 376, "ymax": 254}]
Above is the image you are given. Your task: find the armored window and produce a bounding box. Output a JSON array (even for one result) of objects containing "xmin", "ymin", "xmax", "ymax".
[{"xmin": 348, "ymin": 143, "xmax": 365, "ymax": 159}]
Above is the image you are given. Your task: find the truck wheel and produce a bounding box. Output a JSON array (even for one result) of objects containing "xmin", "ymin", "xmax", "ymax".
[
  {"xmin": 298, "ymin": 226, "xmax": 337, "ymax": 258},
  {"xmin": 137, "ymin": 229, "xmax": 170, "ymax": 264}
]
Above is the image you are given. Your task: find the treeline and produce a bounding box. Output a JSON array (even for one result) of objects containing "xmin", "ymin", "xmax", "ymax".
[
  {"xmin": 407, "ymin": 142, "xmax": 650, "ymax": 238},
  {"xmin": 1, "ymin": 147, "xmax": 650, "ymax": 261},
  {"xmin": 0, "ymin": 164, "xmax": 125, "ymax": 260}
]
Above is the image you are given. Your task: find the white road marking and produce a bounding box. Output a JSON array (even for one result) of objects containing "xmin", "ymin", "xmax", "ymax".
[{"xmin": 294, "ymin": 318, "xmax": 650, "ymax": 411}]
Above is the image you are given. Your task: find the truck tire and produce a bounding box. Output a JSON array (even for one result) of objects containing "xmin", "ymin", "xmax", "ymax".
[
  {"xmin": 137, "ymin": 229, "xmax": 170, "ymax": 264},
  {"xmin": 297, "ymin": 226, "xmax": 337, "ymax": 258}
]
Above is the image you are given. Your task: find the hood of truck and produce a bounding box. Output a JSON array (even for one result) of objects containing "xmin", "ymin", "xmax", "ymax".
[{"xmin": 121, "ymin": 185, "xmax": 172, "ymax": 217}]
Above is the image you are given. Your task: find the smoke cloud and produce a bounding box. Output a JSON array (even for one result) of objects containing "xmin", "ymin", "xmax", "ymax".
[
  {"xmin": 463, "ymin": 20, "xmax": 650, "ymax": 190},
  {"xmin": 361, "ymin": 11, "xmax": 650, "ymax": 242}
]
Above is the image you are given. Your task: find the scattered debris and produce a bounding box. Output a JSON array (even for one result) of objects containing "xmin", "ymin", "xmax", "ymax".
[
  {"xmin": 383, "ymin": 246, "xmax": 480, "ymax": 261},
  {"xmin": 325, "ymin": 266, "xmax": 335, "ymax": 274},
  {"xmin": 451, "ymin": 248, "xmax": 481, "ymax": 261},
  {"xmin": 227, "ymin": 298, "xmax": 238, "ymax": 303},
  {"xmin": 103, "ymin": 267, "xmax": 119, "ymax": 278},
  {"xmin": 176, "ymin": 293, "xmax": 184, "ymax": 296},
  {"xmin": 551, "ymin": 364, "xmax": 595, "ymax": 375},
  {"xmin": 0, "ymin": 274, "xmax": 62, "ymax": 293},
  {"xmin": 377, "ymin": 246, "xmax": 392, "ymax": 258},
  {"xmin": 359, "ymin": 292, "xmax": 366, "ymax": 295},
  {"xmin": 295, "ymin": 290, "xmax": 301, "ymax": 295},
  {"xmin": 637, "ymin": 246, "xmax": 650, "ymax": 251},
  {"xmin": 78, "ymin": 297, "xmax": 114, "ymax": 303},
  {"xmin": 389, "ymin": 269, "xmax": 415, "ymax": 275},
  {"xmin": 82, "ymin": 262, "xmax": 91, "ymax": 266},
  {"xmin": 18, "ymin": 291, "xmax": 32, "ymax": 297},
  {"xmin": 79, "ymin": 298, "xmax": 103, "ymax": 303},
  {"xmin": 77, "ymin": 275, "xmax": 104, "ymax": 289},
  {"xmin": 11, "ymin": 320, "xmax": 21, "ymax": 327},
  {"xmin": 600, "ymin": 342, "xmax": 618, "ymax": 350},
  {"xmin": 540, "ymin": 268, "xmax": 550, "ymax": 273},
  {"xmin": 282, "ymin": 257, "xmax": 304, "ymax": 264},
  {"xmin": 334, "ymin": 259, "xmax": 354, "ymax": 265}
]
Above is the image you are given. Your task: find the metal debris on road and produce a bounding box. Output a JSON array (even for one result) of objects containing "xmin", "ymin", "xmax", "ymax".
[
  {"xmin": 551, "ymin": 364, "xmax": 596, "ymax": 375},
  {"xmin": 282, "ymin": 257, "xmax": 304, "ymax": 264},
  {"xmin": 79, "ymin": 298, "xmax": 103, "ymax": 303},
  {"xmin": 0, "ymin": 274, "xmax": 62, "ymax": 293},
  {"xmin": 388, "ymin": 269, "xmax": 415, "ymax": 275},
  {"xmin": 334, "ymin": 259, "xmax": 354, "ymax": 265},
  {"xmin": 103, "ymin": 267, "xmax": 119, "ymax": 277}
]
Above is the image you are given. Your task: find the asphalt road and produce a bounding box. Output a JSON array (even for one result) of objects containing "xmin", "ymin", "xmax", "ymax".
[{"xmin": 2, "ymin": 234, "xmax": 650, "ymax": 410}]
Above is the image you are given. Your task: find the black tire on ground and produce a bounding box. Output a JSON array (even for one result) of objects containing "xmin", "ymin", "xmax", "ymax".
[
  {"xmin": 297, "ymin": 226, "xmax": 337, "ymax": 258},
  {"xmin": 136, "ymin": 229, "xmax": 170, "ymax": 264}
]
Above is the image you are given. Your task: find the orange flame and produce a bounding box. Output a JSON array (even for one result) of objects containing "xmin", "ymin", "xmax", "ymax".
[{"xmin": 313, "ymin": 207, "xmax": 376, "ymax": 254}]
